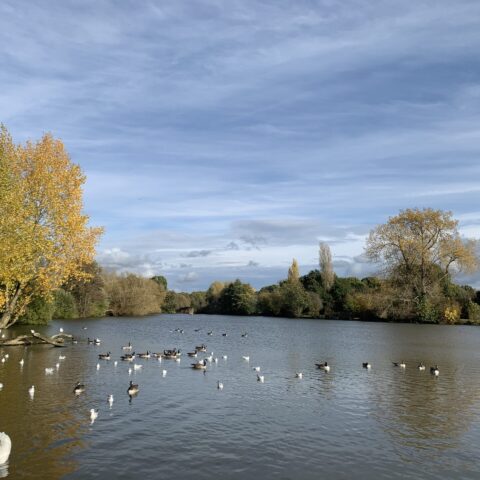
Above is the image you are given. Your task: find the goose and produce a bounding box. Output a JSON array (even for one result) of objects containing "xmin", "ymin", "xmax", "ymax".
[
  {"xmin": 207, "ymin": 331, "xmax": 213, "ymax": 336},
  {"xmin": 45, "ymin": 368, "xmax": 54, "ymax": 375},
  {"xmin": 430, "ymin": 365, "xmax": 440, "ymax": 376},
  {"xmin": 73, "ymin": 382, "xmax": 85, "ymax": 395},
  {"xmin": 87, "ymin": 337, "xmax": 94, "ymax": 344},
  {"xmin": 127, "ymin": 381, "xmax": 139, "ymax": 395},
  {"xmin": 121, "ymin": 352, "xmax": 136, "ymax": 362},
  {"xmin": 58, "ymin": 355, "xmax": 66, "ymax": 360},
  {"xmin": 242, "ymin": 356, "xmax": 250, "ymax": 362},
  {"xmin": 393, "ymin": 361, "xmax": 406, "ymax": 368},
  {"xmin": 98, "ymin": 352, "xmax": 111, "ymax": 360},
  {"xmin": 295, "ymin": 373, "xmax": 303, "ymax": 379},
  {"xmin": 28, "ymin": 385, "xmax": 35, "ymax": 397},
  {"xmin": 138, "ymin": 351, "xmax": 151, "ymax": 359},
  {"xmin": 0, "ymin": 432, "xmax": 12, "ymax": 465},
  {"xmin": 316, "ymin": 362, "xmax": 330, "ymax": 372},
  {"xmin": 191, "ymin": 359, "xmax": 208, "ymax": 370},
  {"xmin": 252, "ymin": 366, "xmax": 260, "ymax": 372},
  {"xmin": 417, "ymin": 363, "xmax": 426, "ymax": 371},
  {"xmin": 122, "ymin": 342, "xmax": 133, "ymax": 350},
  {"xmin": 362, "ymin": 362, "xmax": 371, "ymax": 369},
  {"xmin": 108, "ymin": 394, "xmax": 114, "ymax": 406},
  {"xmin": 90, "ymin": 409, "xmax": 98, "ymax": 423},
  {"xmin": 195, "ymin": 345, "xmax": 207, "ymax": 353},
  {"xmin": 257, "ymin": 374, "xmax": 265, "ymax": 383},
  {"xmin": 217, "ymin": 381, "xmax": 224, "ymax": 390},
  {"xmin": 162, "ymin": 369, "xmax": 167, "ymax": 377},
  {"xmin": 222, "ymin": 333, "xmax": 227, "ymax": 337},
  {"xmin": 194, "ymin": 328, "xmax": 201, "ymax": 332},
  {"xmin": 187, "ymin": 352, "xmax": 197, "ymax": 358}
]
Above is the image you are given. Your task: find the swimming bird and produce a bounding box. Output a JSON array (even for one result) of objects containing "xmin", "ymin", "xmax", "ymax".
[
  {"xmin": 295, "ymin": 373, "xmax": 303, "ymax": 379},
  {"xmin": 96, "ymin": 363, "xmax": 100, "ymax": 371},
  {"xmin": 28, "ymin": 385, "xmax": 35, "ymax": 397},
  {"xmin": 59, "ymin": 355, "xmax": 66, "ymax": 360},
  {"xmin": 133, "ymin": 364, "xmax": 142, "ymax": 370},
  {"xmin": 362, "ymin": 362, "xmax": 371, "ymax": 369},
  {"xmin": 217, "ymin": 381, "xmax": 224, "ymax": 390},
  {"xmin": 316, "ymin": 362, "xmax": 330, "ymax": 372},
  {"xmin": 127, "ymin": 381, "xmax": 139, "ymax": 395},
  {"xmin": 207, "ymin": 331, "xmax": 213, "ymax": 336},
  {"xmin": 418, "ymin": 363, "xmax": 426, "ymax": 371},
  {"xmin": 252, "ymin": 366, "xmax": 260, "ymax": 372},
  {"xmin": 241, "ymin": 333, "xmax": 248, "ymax": 338},
  {"xmin": 94, "ymin": 338, "xmax": 101, "ymax": 345},
  {"xmin": 138, "ymin": 351, "xmax": 151, "ymax": 359},
  {"xmin": 430, "ymin": 365, "xmax": 440, "ymax": 376},
  {"xmin": 242, "ymin": 356, "xmax": 250, "ymax": 362},
  {"xmin": 257, "ymin": 374, "xmax": 265, "ymax": 383},
  {"xmin": 98, "ymin": 352, "xmax": 111, "ymax": 360},
  {"xmin": 56, "ymin": 363, "xmax": 60, "ymax": 370},
  {"xmin": 195, "ymin": 345, "xmax": 207, "ymax": 353},
  {"xmin": 222, "ymin": 355, "xmax": 228, "ymax": 360},
  {"xmin": 45, "ymin": 368, "xmax": 54, "ymax": 375},
  {"xmin": 122, "ymin": 342, "xmax": 133, "ymax": 350},
  {"xmin": 90, "ymin": 409, "xmax": 98, "ymax": 423},
  {"xmin": 1, "ymin": 358, "xmax": 5, "ymax": 364},
  {"xmin": 187, "ymin": 352, "xmax": 197, "ymax": 357},
  {"xmin": 19, "ymin": 359, "xmax": 24, "ymax": 366},
  {"xmin": 393, "ymin": 361, "xmax": 406, "ymax": 368},
  {"xmin": 0, "ymin": 432, "xmax": 12, "ymax": 465},
  {"xmin": 121, "ymin": 352, "xmax": 136, "ymax": 361},
  {"xmin": 222, "ymin": 333, "xmax": 227, "ymax": 337},
  {"xmin": 108, "ymin": 394, "xmax": 114, "ymax": 406},
  {"xmin": 114, "ymin": 361, "xmax": 118, "ymax": 367},
  {"xmin": 0, "ymin": 384, "xmax": 3, "ymax": 390},
  {"xmin": 59, "ymin": 327, "xmax": 64, "ymax": 333},
  {"xmin": 162, "ymin": 369, "xmax": 167, "ymax": 377},
  {"xmin": 191, "ymin": 359, "xmax": 208, "ymax": 370},
  {"xmin": 73, "ymin": 382, "xmax": 85, "ymax": 395}
]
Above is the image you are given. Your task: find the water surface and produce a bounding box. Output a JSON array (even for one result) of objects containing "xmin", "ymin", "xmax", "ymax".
[{"xmin": 1, "ymin": 315, "xmax": 480, "ymax": 479}]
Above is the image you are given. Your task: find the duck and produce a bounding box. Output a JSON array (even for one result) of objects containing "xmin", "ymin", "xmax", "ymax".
[
  {"xmin": 187, "ymin": 352, "xmax": 197, "ymax": 358},
  {"xmin": 257, "ymin": 374, "xmax": 265, "ymax": 383},
  {"xmin": 98, "ymin": 352, "xmax": 111, "ymax": 360},
  {"xmin": 217, "ymin": 381, "xmax": 224, "ymax": 390},
  {"xmin": 393, "ymin": 361, "xmax": 406, "ymax": 368},
  {"xmin": 122, "ymin": 342, "xmax": 133, "ymax": 350},
  {"xmin": 362, "ymin": 362, "xmax": 371, "ymax": 369},
  {"xmin": 430, "ymin": 365, "xmax": 440, "ymax": 376},
  {"xmin": 0, "ymin": 432, "xmax": 12, "ymax": 465},
  {"xmin": 316, "ymin": 362, "xmax": 330, "ymax": 372},
  {"xmin": 191, "ymin": 359, "xmax": 208, "ymax": 370},
  {"xmin": 90, "ymin": 409, "xmax": 98, "ymax": 423},
  {"xmin": 295, "ymin": 373, "xmax": 303, "ymax": 379},
  {"xmin": 73, "ymin": 382, "xmax": 85, "ymax": 395},
  {"xmin": 45, "ymin": 368, "xmax": 54, "ymax": 375},
  {"xmin": 127, "ymin": 381, "xmax": 139, "ymax": 395},
  {"xmin": 138, "ymin": 351, "xmax": 151, "ymax": 359},
  {"xmin": 242, "ymin": 356, "xmax": 250, "ymax": 362},
  {"xmin": 417, "ymin": 363, "xmax": 426, "ymax": 371}
]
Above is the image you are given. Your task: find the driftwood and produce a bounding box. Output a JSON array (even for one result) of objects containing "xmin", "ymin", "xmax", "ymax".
[{"xmin": 0, "ymin": 331, "xmax": 73, "ymax": 347}]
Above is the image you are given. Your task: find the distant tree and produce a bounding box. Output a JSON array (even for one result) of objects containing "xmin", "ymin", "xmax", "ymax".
[
  {"xmin": 219, "ymin": 280, "xmax": 256, "ymax": 315},
  {"xmin": 257, "ymin": 287, "xmax": 283, "ymax": 316},
  {"xmin": 319, "ymin": 242, "xmax": 334, "ymax": 291},
  {"xmin": 52, "ymin": 289, "xmax": 78, "ymax": 319},
  {"xmin": 279, "ymin": 280, "xmax": 308, "ymax": 317},
  {"xmin": 151, "ymin": 275, "xmax": 168, "ymax": 290},
  {"xmin": 287, "ymin": 259, "xmax": 300, "ymax": 283},
  {"xmin": 189, "ymin": 291, "xmax": 208, "ymax": 312}
]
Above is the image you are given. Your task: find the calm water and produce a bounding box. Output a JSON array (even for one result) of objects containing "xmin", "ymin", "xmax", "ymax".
[{"xmin": 1, "ymin": 315, "xmax": 480, "ymax": 479}]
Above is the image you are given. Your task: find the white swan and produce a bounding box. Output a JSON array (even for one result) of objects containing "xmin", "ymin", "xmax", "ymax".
[{"xmin": 0, "ymin": 433, "xmax": 11, "ymax": 465}]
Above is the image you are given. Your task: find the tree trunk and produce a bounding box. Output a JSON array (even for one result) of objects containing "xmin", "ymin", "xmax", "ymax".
[{"xmin": 0, "ymin": 283, "xmax": 23, "ymax": 329}]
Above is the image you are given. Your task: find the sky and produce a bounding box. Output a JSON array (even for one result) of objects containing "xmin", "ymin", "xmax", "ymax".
[{"xmin": 1, "ymin": 0, "xmax": 480, "ymax": 291}]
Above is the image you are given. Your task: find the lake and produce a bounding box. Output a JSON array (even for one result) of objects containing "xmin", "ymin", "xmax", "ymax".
[{"xmin": 1, "ymin": 315, "xmax": 480, "ymax": 479}]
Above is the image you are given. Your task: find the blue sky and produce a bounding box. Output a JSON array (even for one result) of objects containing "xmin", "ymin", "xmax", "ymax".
[{"xmin": 2, "ymin": 1, "xmax": 480, "ymax": 291}]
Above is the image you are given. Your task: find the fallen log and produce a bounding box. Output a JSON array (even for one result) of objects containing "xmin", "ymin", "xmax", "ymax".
[{"xmin": 0, "ymin": 331, "xmax": 73, "ymax": 347}]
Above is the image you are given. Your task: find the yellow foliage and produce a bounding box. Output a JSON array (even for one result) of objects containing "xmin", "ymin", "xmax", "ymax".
[
  {"xmin": 0, "ymin": 126, "xmax": 103, "ymax": 326},
  {"xmin": 444, "ymin": 305, "xmax": 460, "ymax": 324}
]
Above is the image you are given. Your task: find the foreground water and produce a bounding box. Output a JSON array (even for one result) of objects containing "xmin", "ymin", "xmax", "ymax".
[{"xmin": 1, "ymin": 315, "xmax": 480, "ymax": 479}]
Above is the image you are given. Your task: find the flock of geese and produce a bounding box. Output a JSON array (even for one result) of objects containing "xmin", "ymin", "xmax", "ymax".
[{"xmin": 0, "ymin": 326, "xmax": 444, "ymax": 467}]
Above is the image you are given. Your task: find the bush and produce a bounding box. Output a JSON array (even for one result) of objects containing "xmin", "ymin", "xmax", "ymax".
[
  {"xmin": 17, "ymin": 296, "xmax": 54, "ymax": 325},
  {"xmin": 53, "ymin": 289, "xmax": 78, "ymax": 319}
]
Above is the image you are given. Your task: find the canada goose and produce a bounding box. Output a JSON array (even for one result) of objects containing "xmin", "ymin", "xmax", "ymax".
[
  {"xmin": 393, "ymin": 362, "xmax": 406, "ymax": 368},
  {"xmin": 87, "ymin": 338, "xmax": 94, "ymax": 344},
  {"xmin": 316, "ymin": 362, "xmax": 330, "ymax": 372},
  {"xmin": 362, "ymin": 362, "xmax": 371, "ymax": 369},
  {"xmin": 207, "ymin": 331, "xmax": 213, "ymax": 336},
  {"xmin": 222, "ymin": 333, "xmax": 227, "ymax": 337},
  {"xmin": 122, "ymin": 342, "xmax": 133, "ymax": 350},
  {"xmin": 242, "ymin": 356, "xmax": 250, "ymax": 362},
  {"xmin": 418, "ymin": 363, "xmax": 426, "ymax": 371},
  {"xmin": 127, "ymin": 381, "xmax": 139, "ymax": 395},
  {"xmin": 98, "ymin": 352, "xmax": 111, "ymax": 360},
  {"xmin": 430, "ymin": 365, "xmax": 440, "ymax": 376},
  {"xmin": 241, "ymin": 333, "xmax": 248, "ymax": 338},
  {"xmin": 45, "ymin": 368, "xmax": 54, "ymax": 375},
  {"xmin": 121, "ymin": 352, "xmax": 136, "ymax": 361},
  {"xmin": 187, "ymin": 352, "xmax": 197, "ymax": 357},
  {"xmin": 138, "ymin": 351, "xmax": 151, "ymax": 359},
  {"xmin": 191, "ymin": 360, "xmax": 208, "ymax": 370},
  {"xmin": 0, "ymin": 432, "xmax": 12, "ymax": 465},
  {"xmin": 257, "ymin": 374, "xmax": 265, "ymax": 383},
  {"xmin": 295, "ymin": 373, "xmax": 303, "ymax": 379},
  {"xmin": 217, "ymin": 381, "xmax": 224, "ymax": 390},
  {"xmin": 195, "ymin": 345, "xmax": 207, "ymax": 353},
  {"xmin": 73, "ymin": 382, "xmax": 85, "ymax": 395}
]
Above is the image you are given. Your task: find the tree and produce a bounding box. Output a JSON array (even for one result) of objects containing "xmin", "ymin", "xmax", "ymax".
[
  {"xmin": 319, "ymin": 242, "xmax": 334, "ymax": 291},
  {"xmin": 287, "ymin": 259, "xmax": 300, "ymax": 282},
  {"xmin": 366, "ymin": 208, "xmax": 478, "ymax": 318},
  {"xmin": 151, "ymin": 275, "xmax": 168, "ymax": 290},
  {"xmin": 0, "ymin": 127, "xmax": 103, "ymax": 327},
  {"xmin": 219, "ymin": 280, "xmax": 256, "ymax": 315}
]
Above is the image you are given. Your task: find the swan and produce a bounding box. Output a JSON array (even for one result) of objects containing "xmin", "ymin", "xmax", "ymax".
[
  {"xmin": 217, "ymin": 381, "xmax": 224, "ymax": 390},
  {"xmin": 295, "ymin": 373, "xmax": 303, "ymax": 379},
  {"xmin": 316, "ymin": 362, "xmax": 330, "ymax": 372},
  {"xmin": 127, "ymin": 381, "xmax": 139, "ymax": 395},
  {"xmin": 362, "ymin": 362, "xmax": 371, "ymax": 369},
  {"xmin": 0, "ymin": 432, "xmax": 11, "ymax": 465},
  {"xmin": 430, "ymin": 365, "xmax": 440, "ymax": 376},
  {"xmin": 73, "ymin": 382, "xmax": 85, "ymax": 395},
  {"xmin": 257, "ymin": 374, "xmax": 265, "ymax": 383},
  {"xmin": 90, "ymin": 409, "xmax": 98, "ymax": 423}
]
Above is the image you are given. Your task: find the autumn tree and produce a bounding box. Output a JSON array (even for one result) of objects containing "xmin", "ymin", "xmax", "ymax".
[
  {"xmin": 0, "ymin": 127, "xmax": 103, "ymax": 328},
  {"xmin": 366, "ymin": 208, "xmax": 478, "ymax": 319},
  {"xmin": 287, "ymin": 259, "xmax": 300, "ymax": 282},
  {"xmin": 319, "ymin": 242, "xmax": 334, "ymax": 291}
]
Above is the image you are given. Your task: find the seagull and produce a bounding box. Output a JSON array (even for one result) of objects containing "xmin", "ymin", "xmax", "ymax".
[
  {"xmin": 59, "ymin": 328, "xmax": 64, "ymax": 333},
  {"xmin": 108, "ymin": 394, "xmax": 114, "ymax": 406},
  {"xmin": 252, "ymin": 366, "xmax": 260, "ymax": 372},
  {"xmin": 295, "ymin": 373, "xmax": 303, "ymax": 379},
  {"xmin": 56, "ymin": 363, "xmax": 60, "ymax": 370},
  {"xmin": 242, "ymin": 356, "xmax": 250, "ymax": 362},
  {"xmin": 45, "ymin": 368, "xmax": 54, "ymax": 375},
  {"xmin": 222, "ymin": 355, "xmax": 228, "ymax": 360},
  {"xmin": 114, "ymin": 361, "xmax": 118, "ymax": 367},
  {"xmin": 162, "ymin": 369, "xmax": 167, "ymax": 377},
  {"xmin": 0, "ymin": 432, "xmax": 12, "ymax": 465},
  {"xmin": 133, "ymin": 364, "xmax": 142, "ymax": 370},
  {"xmin": 96, "ymin": 363, "xmax": 100, "ymax": 371},
  {"xmin": 58, "ymin": 355, "xmax": 66, "ymax": 360},
  {"xmin": 257, "ymin": 374, "xmax": 265, "ymax": 383},
  {"xmin": 90, "ymin": 409, "xmax": 99, "ymax": 424},
  {"xmin": 418, "ymin": 363, "xmax": 426, "ymax": 371},
  {"xmin": 19, "ymin": 359, "xmax": 24, "ymax": 366},
  {"xmin": 217, "ymin": 381, "xmax": 224, "ymax": 390},
  {"xmin": 28, "ymin": 386, "xmax": 35, "ymax": 398}
]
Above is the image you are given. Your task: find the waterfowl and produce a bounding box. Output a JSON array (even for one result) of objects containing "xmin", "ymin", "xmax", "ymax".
[
  {"xmin": 162, "ymin": 369, "xmax": 167, "ymax": 377},
  {"xmin": 214, "ymin": 357, "xmax": 218, "ymax": 364},
  {"xmin": 187, "ymin": 352, "xmax": 197, "ymax": 358},
  {"xmin": 0, "ymin": 432, "xmax": 12, "ymax": 465},
  {"xmin": 19, "ymin": 359, "xmax": 24, "ymax": 366},
  {"xmin": 0, "ymin": 384, "xmax": 3, "ymax": 390},
  {"xmin": 195, "ymin": 345, "xmax": 207, "ymax": 353},
  {"xmin": 96, "ymin": 363, "xmax": 100, "ymax": 371},
  {"xmin": 90, "ymin": 409, "xmax": 98, "ymax": 423},
  {"xmin": 430, "ymin": 365, "xmax": 440, "ymax": 376},
  {"xmin": 56, "ymin": 363, "xmax": 60, "ymax": 370},
  {"xmin": 316, "ymin": 362, "xmax": 330, "ymax": 372},
  {"xmin": 222, "ymin": 333, "xmax": 227, "ymax": 337},
  {"xmin": 98, "ymin": 352, "xmax": 111, "ymax": 360},
  {"xmin": 73, "ymin": 382, "xmax": 85, "ymax": 395},
  {"xmin": 163, "ymin": 349, "xmax": 181, "ymax": 359},
  {"xmin": 58, "ymin": 355, "xmax": 66, "ymax": 360},
  {"xmin": 222, "ymin": 355, "xmax": 228, "ymax": 360},
  {"xmin": 121, "ymin": 352, "xmax": 136, "ymax": 361},
  {"xmin": 138, "ymin": 351, "xmax": 151, "ymax": 359},
  {"xmin": 418, "ymin": 363, "xmax": 426, "ymax": 371},
  {"xmin": 127, "ymin": 381, "xmax": 139, "ymax": 395},
  {"xmin": 87, "ymin": 337, "xmax": 94, "ymax": 344},
  {"xmin": 362, "ymin": 362, "xmax": 371, "ymax": 369},
  {"xmin": 108, "ymin": 394, "xmax": 114, "ymax": 405},
  {"xmin": 207, "ymin": 331, "xmax": 213, "ymax": 336},
  {"xmin": 114, "ymin": 361, "xmax": 118, "ymax": 367},
  {"xmin": 59, "ymin": 328, "xmax": 64, "ymax": 333},
  {"xmin": 122, "ymin": 342, "xmax": 133, "ymax": 350},
  {"xmin": 94, "ymin": 338, "xmax": 101, "ymax": 345},
  {"xmin": 257, "ymin": 374, "xmax": 265, "ymax": 383},
  {"xmin": 133, "ymin": 364, "xmax": 142, "ymax": 370},
  {"xmin": 45, "ymin": 368, "xmax": 54, "ymax": 375},
  {"xmin": 241, "ymin": 333, "xmax": 248, "ymax": 338},
  {"xmin": 393, "ymin": 361, "xmax": 406, "ymax": 368},
  {"xmin": 217, "ymin": 381, "xmax": 224, "ymax": 390},
  {"xmin": 28, "ymin": 386, "xmax": 35, "ymax": 397},
  {"xmin": 295, "ymin": 373, "xmax": 303, "ymax": 379},
  {"xmin": 242, "ymin": 356, "xmax": 250, "ymax": 362},
  {"xmin": 191, "ymin": 359, "xmax": 208, "ymax": 370},
  {"xmin": 252, "ymin": 366, "xmax": 260, "ymax": 372}
]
